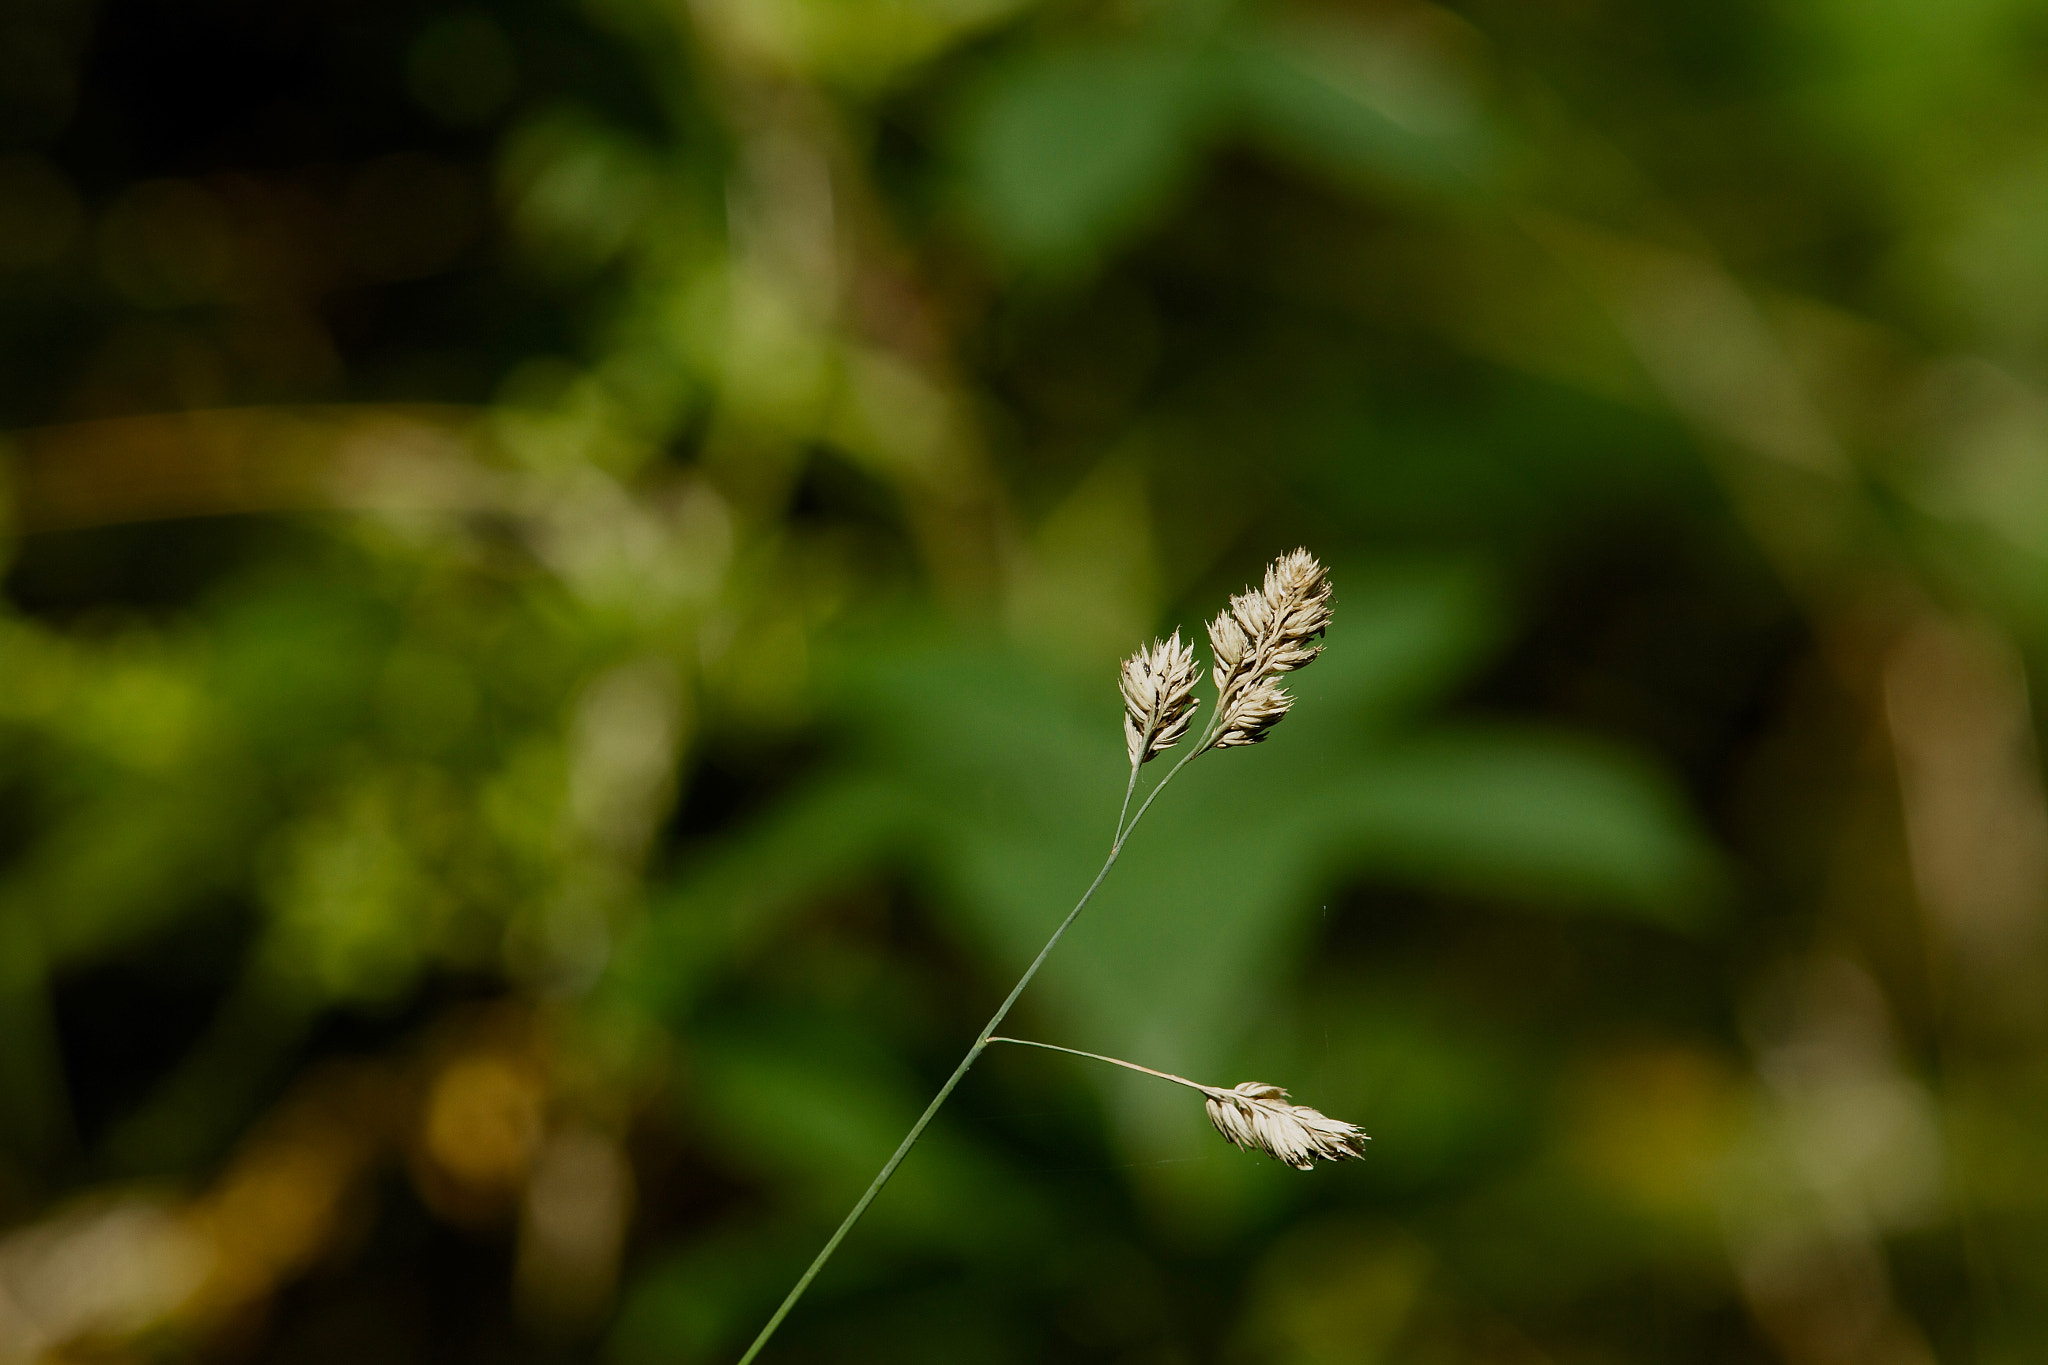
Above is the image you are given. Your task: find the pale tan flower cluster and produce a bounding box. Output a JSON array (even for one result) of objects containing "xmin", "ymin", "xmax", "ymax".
[
  {"xmin": 1202, "ymin": 1081, "xmax": 1369, "ymax": 1169},
  {"xmin": 1204, "ymin": 548, "xmax": 1333, "ymax": 750},
  {"xmin": 988, "ymin": 1036, "xmax": 1370, "ymax": 1172},
  {"xmin": 1119, "ymin": 630, "xmax": 1202, "ymax": 767}
]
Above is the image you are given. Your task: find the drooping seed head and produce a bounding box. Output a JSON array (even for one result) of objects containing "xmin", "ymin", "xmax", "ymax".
[
  {"xmin": 1202, "ymin": 1081, "xmax": 1369, "ymax": 1169},
  {"xmin": 1204, "ymin": 549, "xmax": 1332, "ymax": 751},
  {"xmin": 1120, "ymin": 630, "xmax": 1202, "ymax": 766}
]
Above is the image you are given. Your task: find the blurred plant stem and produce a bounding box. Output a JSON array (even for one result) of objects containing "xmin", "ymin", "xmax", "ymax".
[{"xmin": 735, "ymin": 722, "xmax": 1213, "ymax": 1363}]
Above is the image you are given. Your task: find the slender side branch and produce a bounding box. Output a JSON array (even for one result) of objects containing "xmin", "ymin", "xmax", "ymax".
[
  {"xmin": 1118, "ymin": 720, "xmax": 1209, "ymax": 841},
  {"xmin": 985, "ymin": 1036, "xmax": 1210, "ymax": 1092},
  {"xmin": 1114, "ymin": 762, "xmax": 1140, "ymax": 846},
  {"xmin": 987, "ymin": 1036, "xmax": 1371, "ymax": 1171}
]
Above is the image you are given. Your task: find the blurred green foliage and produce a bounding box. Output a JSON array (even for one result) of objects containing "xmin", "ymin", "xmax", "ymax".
[{"xmin": 6, "ymin": 0, "xmax": 2048, "ymax": 1362}]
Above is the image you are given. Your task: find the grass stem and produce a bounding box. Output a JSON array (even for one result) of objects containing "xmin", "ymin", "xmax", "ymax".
[{"xmin": 734, "ymin": 737, "xmax": 1202, "ymax": 1364}]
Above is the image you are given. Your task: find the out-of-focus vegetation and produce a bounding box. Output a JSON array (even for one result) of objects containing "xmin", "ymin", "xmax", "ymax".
[{"xmin": 4, "ymin": 0, "xmax": 2048, "ymax": 1361}]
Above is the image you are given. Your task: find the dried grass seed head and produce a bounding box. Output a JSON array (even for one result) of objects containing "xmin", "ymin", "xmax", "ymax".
[
  {"xmin": 1202, "ymin": 1081, "xmax": 1369, "ymax": 1169},
  {"xmin": 1120, "ymin": 630, "xmax": 1202, "ymax": 766},
  {"xmin": 1207, "ymin": 678, "xmax": 1292, "ymax": 749},
  {"xmin": 1205, "ymin": 549, "xmax": 1332, "ymax": 750}
]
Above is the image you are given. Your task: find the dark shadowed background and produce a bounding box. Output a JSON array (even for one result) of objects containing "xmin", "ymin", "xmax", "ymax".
[{"xmin": 3, "ymin": 0, "xmax": 2047, "ymax": 1361}]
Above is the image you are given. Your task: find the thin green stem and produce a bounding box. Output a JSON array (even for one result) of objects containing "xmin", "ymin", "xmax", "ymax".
[
  {"xmin": 1116, "ymin": 728, "xmax": 1206, "ymax": 845},
  {"xmin": 984, "ymin": 1036, "xmax": 1214, "ymax": 1094},
  {"xmin": 1114, "ymin": 762, "xmax": 1140, "ymax": 845},
  {"xmin": 734, "ymin": 732, "xmax": 1206, "ymax": 1364}
]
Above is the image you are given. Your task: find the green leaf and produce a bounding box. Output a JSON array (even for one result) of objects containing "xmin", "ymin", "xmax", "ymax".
[
  {"xmin": 1306, "ymin": 728, "xmax": 1723, "ymax": 925},
  {"xmin": 621, "ymin": 770, "xmax": 922, "ymax": 1019},
  {"xmin": 957, "ymin": 40, "xmax": 1223, "ymax": 269},
  {"xmin": 687, "ymin": 1018, "xmax": 1048, "ymax": 1251},
  {"xmin": 1227, "ymin": 20, "xmax": 1496, "ymax": 195}
]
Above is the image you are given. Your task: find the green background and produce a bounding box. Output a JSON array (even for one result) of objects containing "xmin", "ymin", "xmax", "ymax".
[{"xmin": 4, "ymin": 0, "xmax": 2047, "ymax": 1361}]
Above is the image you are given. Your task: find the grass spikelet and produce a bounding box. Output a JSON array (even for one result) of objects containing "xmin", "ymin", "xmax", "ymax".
[
  {"xmin": 1205, "ymin": 549, "xmax": 1332, "ymax": 751},
  {"xmin": 1201, "ymin": 1081, "xmax": 1370, "ymax": 1169},
  {"xmin": 987, "ymin": 1037, "xmax": 1369, "ymax": 1171},
  {"xmin": 1120, "ymin": 630, "xmax": 1202, "ymax": 766}
]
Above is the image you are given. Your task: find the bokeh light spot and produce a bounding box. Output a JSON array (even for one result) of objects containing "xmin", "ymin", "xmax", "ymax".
[{"xmin": 407, "ymin": 11, "xmax": 519, "ymax": 128}]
